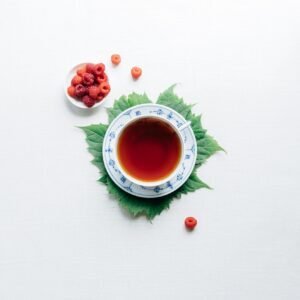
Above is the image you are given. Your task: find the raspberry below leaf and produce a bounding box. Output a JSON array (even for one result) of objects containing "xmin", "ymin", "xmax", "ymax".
[{"xmin": 185, "ymin": 217, "xmax": 197, "ymax": 230}]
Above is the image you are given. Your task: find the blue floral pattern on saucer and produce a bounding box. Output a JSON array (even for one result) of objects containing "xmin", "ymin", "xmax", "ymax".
[{"xmin": 102, "ymin": 104, "xmax": 197, "ymax": 198}]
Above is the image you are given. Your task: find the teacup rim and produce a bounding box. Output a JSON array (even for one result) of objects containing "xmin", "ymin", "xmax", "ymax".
[{"xmin": 114, "ymin": 113, "xmax": 185, "ymax": 187}]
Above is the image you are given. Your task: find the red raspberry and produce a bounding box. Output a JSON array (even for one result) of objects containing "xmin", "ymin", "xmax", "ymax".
[
  {"xmin": 111, "ymin": 54, "xmax": 121, "ymax": 65},
  {"xmin": 93, "ymin": 63, "xmax": 105, "ymax": 76},
  {"xmin": 86, "ymin": 63, "xmax": 95, "ymax": 74},
  {"xmin": 82, "ymin": 95, "xmax": 95, "ymax": 108},
  {"xmin": 131, "ymin": 66, "xmax": 142, "ymax": 79},
  {"xmin": 88, "ymin": 85, "xmax": 100, "ymax": 99},
  {"xmin": 96, "ymin": 92, "xmax": 105, "ymax": 102},
  {"xmin": 184, "ymin": 217, "xmax": 197, "ymax": 230},
  {"xmin": 82, "ymin": 73, "xmax": 95, "ymax": 86},
  {"xmin": 99, "ymin": 82, "xmax": 110, "ymax": 95},
  {"xmin": 74, "ymin": 84, "xmax": 87, "ymax": 98},
  {"xmin": 96, "ymin": 73, "xmax": 108, "ymax": 83},
  {"xmin": 77, "ymin": 65, "xmax": 87, "ymax": 76},
  {"xmin": 71, "ymin": 75, "xmax": 82, "ymax": 86},
  {"xmin": 67, "ymin": 86, "xmax": 76, "ymax": 97}
]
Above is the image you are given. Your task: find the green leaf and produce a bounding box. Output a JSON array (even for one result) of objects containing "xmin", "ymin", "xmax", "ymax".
[
  {"xmin": 80, "ymin": 124, "xmax": 108, "ymax": 176},
  {"xmin": 107, "ymin": 93, "xmax": 151, "ymax": 124},
  {"xmin": 190, "ymin": 115, "xmax": 206, "ymax": 139},
  {"xmin": 99, "ymin": 175, "xmax": 108, "ymax": 184},
  {"xmin": 106, "ymin": 177, "xmax": 172, "ymax": 219},
  {"xmin": 181, "ymin": 172, "xmax": 211, "ymax": 191},
  {"xmin": 128, "ymin": 92, "xmax": 151, "ymax": 107},
  {"xmin": 157, "ymin": 85, "xmax": 224, "ymax": 168},
  {"xmin": 157, "ymin": 85, "xmax": 194, "ymax": 120},
  {"xmin": 196, "ymin": 135, "xmax": 224, "ymax": 168},
  {"xmin": 81, "ymin": 87, "xmax": 224, "ymax": 220},
  {"xmin": 106, "ymin": 172, "xmax": 208, "ymax": 220}
]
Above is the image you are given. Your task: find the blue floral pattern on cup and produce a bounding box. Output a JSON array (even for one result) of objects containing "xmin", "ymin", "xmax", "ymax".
[{"xmin": 103, "ymin": 104, "xmax": 197, "ymax": 198}]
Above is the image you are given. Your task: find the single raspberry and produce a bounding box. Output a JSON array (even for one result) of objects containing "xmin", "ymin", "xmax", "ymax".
[
  {"xmin": 71, "ymin": 75, "xmax": 83, "ymax": 86},
  {"xmin": 88, "ymin": 85, "xmax": 100, "ymax": 99},
  {"xmin": 131, "ymin": 66, "xmax": 142, "ymax": 79},
  {"xmin": 77, "ymin": 65, "xmax": 87, "ymax": 76},
  {"xmin": 93, "ymin": 63, "xmax": 105, "ymax": 76},
  {"xmin": 86, "ymin": 63, "xmax": 95, "ymax": 74},
  {"xmin": 67, "ymin": 86, "xmax": 76, "ymax": 97},
  {"xmin": 96, "ymin": 92, "xmax": 105, "ymax": 102},
  {"xmin": 111, "ymin": 54, "xmax": 121, "ymax": 65},
  {"xmin": 74, "ymin": 84, "xmax": 87, "ymax": 98},
  {"xmin": 99, "ymin": 82, "xmax": 110, "ymax": 95},
  {"xmin": 82, "ymin": 95, "xmax": 95, "ymax": 108},
  {"xmin": 82, "ymin": 73, "xmax": 95, "ymax": 86},
  {"xmin": 184, "ymin": 217, "xmax": 197, "ymax": 230},
  {"xmin": 96, "ymin": 73, "xmax": 108, "ymax": 83}
]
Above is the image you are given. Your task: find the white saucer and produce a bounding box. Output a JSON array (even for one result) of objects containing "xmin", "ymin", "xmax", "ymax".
[{"xmin": 102, "ymin": 104, "xmax": 197, "ymax": 198}]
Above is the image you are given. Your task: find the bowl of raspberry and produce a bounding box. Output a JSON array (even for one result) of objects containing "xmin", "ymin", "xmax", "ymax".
[{"xmin": 65, "ymin": 62, "xmax": 111, "ymax": 109}]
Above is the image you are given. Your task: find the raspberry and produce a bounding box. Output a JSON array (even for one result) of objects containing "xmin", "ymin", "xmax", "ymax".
[
  {"xmin": 76, "ymin": 65, "xmax": 87, "ymax": 76},
  {"xmin": 99, "ymin": 82, "xmax": 110, "ymax": 95},
  {"xmin": 82, "ymin": 73, "xmax": 95, "ymax": 86},
  {"xmin": 93, "ymin": 63, "xmax": 105, "ymax": 76},
  {"xmin": 82, "ymin": 95, "xmax": 95, "ymax": 108},
  {"xmin": 131, "ymin": 66, "xmax": 142, "ymax": 79},
  {"xmin": 111, "ymin": 54, "xmax": 121, "ymax": 65},
  {"xmin": 96, "ymin": 93, "xmax": 105, "ymax": 102},
  {"xmin": 86, "ymin": 63, "xmax": 95, "ymax": 74},
  {"xmin": 71, "ymin": 75, "xmax": 83, "ymax": 86},
  {"xmin": 88, "ymin": 85, "xmax": 100, "ymax": 99},
  {"xmin": 184, "ymin": 217, "xmax": 197, "ymax": 230},
  {"xmin": 67, "ymin": 86, "xmax": 76, "ymax": 97},
  {"xmin": 74, "ymin": 84, "xmax": 87, "ymax": 98},
  {"xmin": 96, "ymin": 73, "xmax": 108, "ymax": 83}
]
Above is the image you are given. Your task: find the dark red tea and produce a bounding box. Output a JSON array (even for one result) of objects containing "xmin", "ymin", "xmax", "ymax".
[{"xmin": 117, "ymin": 117, "xmax": 182, "ymax": 182}]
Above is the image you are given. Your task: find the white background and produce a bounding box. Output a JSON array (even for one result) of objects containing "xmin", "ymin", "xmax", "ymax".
[{"xmin": 0, "ymin": 0, "xmax": 299, "ymax": 299}]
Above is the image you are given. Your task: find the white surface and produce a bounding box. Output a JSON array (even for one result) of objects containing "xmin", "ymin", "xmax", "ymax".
[{"xmin": 0, "ymin": 0, "xmax": 299, "ymax": 299}]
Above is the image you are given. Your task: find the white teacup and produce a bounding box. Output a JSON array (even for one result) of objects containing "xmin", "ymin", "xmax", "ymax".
[{"xmin": 114, "ymin": 114, "xmax": 190, "ymax": 187}]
